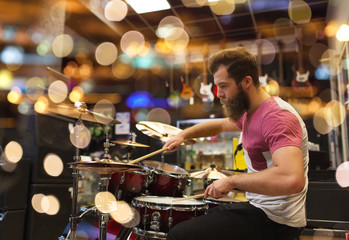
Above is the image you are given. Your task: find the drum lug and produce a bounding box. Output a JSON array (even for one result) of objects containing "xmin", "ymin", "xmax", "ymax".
[
  {"xmin": 145, "ymin": 172, "xmax": 154, "ymax": 188},
  {"xmin": 150, "ymin": 211, "xmax": 161, "ymax": 231},
  {"xmin": 142, "ymin": 213, "xmax": 149, "ymax": 226},
  {"xmin": 120, "ymin": 173, "xmax": 126, "ymax": 184},
  {"xmin": 186, "ymin": 178, "xmax": 192, "ymax": 186},
  {"xmin": 168, "ymin": 216, "xmax": 173, "ymax": 229},
  {"xmin": 116, "ymin": 189, "xmax": 123, "ymax": 200}
]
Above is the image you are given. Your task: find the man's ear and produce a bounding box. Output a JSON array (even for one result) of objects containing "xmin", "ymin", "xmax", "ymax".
[{"xmin": 242, "ymin": 76, "xmax": 253, "ymax": 90}]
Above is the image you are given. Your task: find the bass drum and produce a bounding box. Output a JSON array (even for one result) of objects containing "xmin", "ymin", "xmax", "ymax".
[
  {"xmin": 60, "ymin": 207, "xmax": 137, "ymax": 240},
  {"xmin": 132, "ymin": 196, "xmax": 207, "ymax": 239}
]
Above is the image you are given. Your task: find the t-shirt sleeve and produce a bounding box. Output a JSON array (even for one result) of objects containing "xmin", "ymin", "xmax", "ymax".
[{"xmin": 262, "ymin": 110, "xmax": 303, "ymax": 154}]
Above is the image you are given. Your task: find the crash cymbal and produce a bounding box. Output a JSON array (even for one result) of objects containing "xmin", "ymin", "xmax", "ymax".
[
  {"xmin": 112, "ymin": 140, "xmax": 149, "ymax": 148},
  {"xmin": 189, "ymin": 163, "xmax": 232, "ymax": 179},
  {"xmin": 142, "ymin": 160, "xmax": 189, "ymax": 175},
  {"xmin": 136, "ymin": 121, "xmax": 196, "ymax": 145},
  {"xmin": 68, "ymin": 159, "xmax": 142, "ymax": 175},
  {"xmin": 45, "ymin": 103, "xmax": 121, "ymax": 125}
]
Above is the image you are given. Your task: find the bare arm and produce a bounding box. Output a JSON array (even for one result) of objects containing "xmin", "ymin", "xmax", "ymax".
[
  {"xmin": 164, "ymin": 118, "xmax": 241, "ymax": 152},
  {"xmin": 205, "ymin": 146, "xmax": 305, "ymax": 198}
]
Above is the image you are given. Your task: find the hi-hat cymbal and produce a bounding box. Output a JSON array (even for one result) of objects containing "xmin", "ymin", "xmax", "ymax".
[
  {"xmin": 112, "ymin": 140, "xmax": 149, "ymax": 148},
  {"xmin": 68, "ymin": 159, "xmax": 142, "ymax": 175},
  {"xmin": 189, "ymin": 163, "xmax": 232, "ymax": 179},
  {"xmin": 45, "ymin": 103, "xmax": 121, "ymax": 125},
  {"xmin": 136, "ymin": 121, "xmax": 196, "ymax": 145}
]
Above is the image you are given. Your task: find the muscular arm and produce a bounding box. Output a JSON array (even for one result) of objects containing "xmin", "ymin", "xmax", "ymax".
[
  {"xmin": 205, "ymin": 146, "xmax": 305, "ymax": 198},
  {"xmin": 164, "ymin": 118, "xmax": 241, "ymax": 152}
]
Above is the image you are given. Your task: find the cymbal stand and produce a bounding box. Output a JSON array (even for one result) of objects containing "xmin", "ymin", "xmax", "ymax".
[
  {"xmin": 66, "ymin": 119, "xmax": 83, "ymax": 240},
  {"xmin": 98, "ymin": 174, "xmax": 112, "ymax": 240},
  {"xmin": 103, "ymin": 133, "xmax": 114, "ymax": 160},
  {"xmin": 125, "ymin": 132, "xmax": 137, "ymax": 161}
]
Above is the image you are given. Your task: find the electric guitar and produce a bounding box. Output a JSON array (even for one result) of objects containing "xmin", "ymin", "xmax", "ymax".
[
  {"xmin": 180, "ymin": 52, "xmax": 194, "ymax": 104},
  {"xmin": 199, "ymin": 44, "xmax": 214, "ymax": 103},
  {"xmin": 167, "ymin": 60, "xmax": 181, "ymax": 108}
]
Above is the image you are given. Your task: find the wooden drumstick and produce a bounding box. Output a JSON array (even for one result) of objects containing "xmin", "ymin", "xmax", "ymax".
[
  {"xmin": 129, "ymin": 147, "xmax": 168, "ymax": 164},
  {"xmin": 172, "ymin": 193, "xmax": 205, "ymax": 202}
]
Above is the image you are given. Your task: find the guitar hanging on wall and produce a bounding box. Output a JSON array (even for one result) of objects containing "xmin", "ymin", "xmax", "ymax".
[
  {"xmin": 167, "ymin": 58, "xmax": 181, "ymax": 108},
  {"xmin": 291, "ymin": 36, "xmax": 313, "ymax": 97},
  {"xmin": 199, "ymin": 44, "xmax": 214, "ymax": 103},
  {"xmin": 180, "ymin": 51, "xmax": 195, "ymax": 105}
]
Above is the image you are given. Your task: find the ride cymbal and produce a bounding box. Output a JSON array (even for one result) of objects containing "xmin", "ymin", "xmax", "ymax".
[
  {"xmin": 136, "ymin": 121, "xmax": 196, "ymax": 145},
  {"xmin": 112, "ymin": 140, "xmax": 149, "ymax": 148},
  {"xmin": 45, "ymin": 103, "xmax": 121, "ymax": 125}
]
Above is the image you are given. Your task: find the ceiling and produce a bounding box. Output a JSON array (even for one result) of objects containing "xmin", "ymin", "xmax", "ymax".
[{"xmin": 64, "ymin": 0, "xmax": 330, "ymax": 48}]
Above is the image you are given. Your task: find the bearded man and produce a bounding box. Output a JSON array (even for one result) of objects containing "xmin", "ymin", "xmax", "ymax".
[{"xmin": 164, "ymin": 47, "xmax": 309, "ymax": 240}]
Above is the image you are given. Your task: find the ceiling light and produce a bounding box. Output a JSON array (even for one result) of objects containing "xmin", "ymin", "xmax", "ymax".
[{"xmin": 126, "ymin": 0, "xmax": 170, "ymax": 14}]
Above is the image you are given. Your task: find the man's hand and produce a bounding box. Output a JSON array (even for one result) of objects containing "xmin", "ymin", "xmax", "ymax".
[
  {"xmin": 163, "ymin": 134, "xmax": 185, "ymax": 152},
  {"xmin": 204, "ymin": 178, "xmax": 232, "ymax": 199}
]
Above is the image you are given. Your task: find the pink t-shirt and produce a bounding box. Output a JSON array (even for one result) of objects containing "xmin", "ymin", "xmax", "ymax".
[
  {"xmin": 236, "ymin": 97, "xmax": 303, "ymax": 171},
  {"xmin": 235, "ymin": 97, "xmax": 309, "ymax": 228}
]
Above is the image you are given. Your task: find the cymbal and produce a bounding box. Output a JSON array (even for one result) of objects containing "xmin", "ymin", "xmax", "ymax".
[
  {"xmin": 68, "ymin": 159, "xmax": 142, "ymax": 175},
  {"xmin": 136, "ymin": 121, "xmax": 196, "ymax": 145},
  {"xmin": 142, "ymin": 160, "xmax": 189, "ymax": 175},
  {"xmin": 112, "ymin": 140, "xmax": 149, "ymax": 148},
  {"xmin": 45, "ymin": 103, "xmax": 121, "ymax": 125},
  {"xmin": 189, "ymin": 164, "xmax": 232, "ymax": 179}
]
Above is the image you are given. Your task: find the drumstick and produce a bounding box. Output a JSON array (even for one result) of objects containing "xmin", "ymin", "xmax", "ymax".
[
  {"xmin": 129, "ymin": 147, "xmax": 168, "ymax": 164},
  {"xmin": 172, "ymin": 193, "xmax": 205, "ymax": 202}
]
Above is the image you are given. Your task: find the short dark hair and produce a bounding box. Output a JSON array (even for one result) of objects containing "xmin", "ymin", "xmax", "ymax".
[{"xmin": 207, "ymin": 47, "xmax": 259, "ymax": 86}]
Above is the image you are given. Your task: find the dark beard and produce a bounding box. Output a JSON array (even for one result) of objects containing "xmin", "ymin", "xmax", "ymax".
[{"xmin": 221, "ymin": 84, "xmax": 250, "ymax": 121}]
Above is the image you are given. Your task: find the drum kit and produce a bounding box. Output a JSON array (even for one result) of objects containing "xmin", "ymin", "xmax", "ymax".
[{"xmin": 44, "ymin": 103, "xmax": 245, "ymax": 240}]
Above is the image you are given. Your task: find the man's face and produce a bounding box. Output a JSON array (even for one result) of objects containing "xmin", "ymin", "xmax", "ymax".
[{"xmin": 214, "ymin": 65, "xmax": 250, "ymax": 121}]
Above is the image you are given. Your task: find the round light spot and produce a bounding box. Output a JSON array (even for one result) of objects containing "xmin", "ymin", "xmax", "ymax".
[
  {"xmin": 120, "ymin": 31, "xmax": 145, "ymax": 57},
  {"xmin": 272, "ymin": 18, "xmax": 296, "ymax": 44},
  {"xmin": 95, "ymin": 42, "xmax": 118, "ymax": 66},
  {"xmin": 336, "ymin": 162, "xmax": 349, "ymax": 188},
  {"xmin": 43, "ymin": 153, "xmax": 64, "ymax": 177},
  {"xmin": 93, "ymin": 99, "xmax": 116, "ymax": 125},
  {"xmin": 48, "ymin": 80, "xmax": 68, "ymax": 103},
  {"xmin": 45, "ymin": 195, "xmax": 60, "ymax": 215},
  {"xmin": 146, "ymin": 108, "xmax": 171, "ymax": 124},
  {"xmin": 26, "ymin": 77, "xmax": 46, "ymax": 101},
  {"xmin": 4, "ymin": 141, "xmax": 23, "ymax": 163},
  {"xmin": 110, "ymin": 201, "xmax": 134, "ymax": 224},
  {"xmin": 70, "ymin": 124, "xmax": 91, "ymax": 149},
  {"xmin": 104, "ymin": 0, "xmax": 128, "ymax": 21},
  {"xmin": 288, "ymin": 0, "xmax": 312, "ymax": 24},
  {"xmin": 95, "ymin": 191, "xmax": 117, "ymax": 213},
  {"xmin": 32, "ymin": 193, "xmax": 46, "ymax": 213},
  {"xmin": 52, "ymin": 34, "xmax": 74, "ymax": 58},
  {"xmin": 209, "ymin": 0, "xmax": 235, "ymax": 15},
  {"xmin": 313, "ymin": 107, "xmax": 332, "ymax": 135}
]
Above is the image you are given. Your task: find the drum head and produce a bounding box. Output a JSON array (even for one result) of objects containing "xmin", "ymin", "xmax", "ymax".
[
  {"xmin": 132, "ymin": 196, "xmax": 206, "ymax": 209},
  {"xmin": 142, "ymin": 160, "xmax": 188, "ymax": 175}
]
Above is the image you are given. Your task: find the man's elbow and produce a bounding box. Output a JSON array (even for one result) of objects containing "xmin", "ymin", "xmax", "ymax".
[{"xmin": 286, "ymin": 176, "xmax": 306, "ymax": 194}]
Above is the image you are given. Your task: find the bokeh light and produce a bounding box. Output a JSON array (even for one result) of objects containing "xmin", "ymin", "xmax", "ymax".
[
  {"xmin": 70, "ymin": 124, "xmax": 91, "ymax": 149},
  {"xmin": 26, "ymin": 77, "xmax": 46, "ymax": 101},
  {"xmin": 120, "ymin": 31, "xmax": 145, "ymax": 57},
  {"xmin": 95, "ymin": 191, "xmax": 117, "ymax": 213},
  {"xmin": 209, "ymin": 0, "xmax": 235, "ymax": 15},
  {"xmin": 34, "ymin": 96, "xmax": 50, "ymax": 114},
  {"xmin": 336, "ymin": 161, "xmax": 349, "ymax": 188},
  {"xmin": 324, "ymin": 21, "xmax": 339, "ymax": 37},
  {"xmin": 52, "ymin": 34, "xmax": 74, "ymax": 58},
  {"xmin": 104, "ymin": 0, "xmax": 128, "ymax": 21},
  {"xmin": 110, "ymin": 201, "xmax": 134, "ymax": 224},
  {"xmin": 164, "ymin": 28, "xmax": 190, "ymax": 52},
  {"xmin": 93, "ymin": 99, "xmax": 116, "ymax": 125},
  {"xmin": 288, "ymin": 0, "xmax": 312, "ymax": 24},
  {"xmin": 69, "ymin": 86, "xmax": 84, "ymax": 103},
  {"xmin": 308, "ymin": 43, "xmax": 328, "ymax": 68},
  {"xmin": 272, "ymin": 18, "xmax": 296, "ymax": 44},
  {"xmin": 112, "ymin": 59, "xmax": 136, "ymax": 80},
  {"xmin": 95, "ymin": 42, "xmax": 118, "ymax": 66},
  {"xmin": 313, "ymin": 107, "xmax": 332, "ymax": 135},
  {"xmin": 324, "ymin": 100, "xmax": 346, "ymax": 128},
  {"xmin": 42, "ymin": 195, "xmax": 60, "ymax": 215},
  {"xmin": 0, "ymin": 69, "xmax": 14, "ymax": 90},
  {"xmin": 43, "ymin": 153, "xmax": 64, "ymax": 177},
  {"xmin": 321, "ymin": 49, "xmax": 340, "ymax": 76},
  {"xmin": 336, "ymin": 24, "xmax": 349, "ymax": 42},
  {"xmin": 156, "ymin": 16, "xmax": 184, "ymax": 39},
  {"xmin": 4, "ymin": 141, "xmax": 23, "ymax": 163},
  {"xmin": 7, "ymin": 86, "xmax": 22, "ymax": 104},
  {"xmin": 251, "ymin": 39, "xmax": 276, "ymax": 65},
  {"xmin": 146, "ymin": 108, "xmax": 171, "ymax": 124},
  {"xmin": 32, "ymin": 193, "xmax": 46, "ymax": 213},
  {"xmin": 48, "ymin": 80, "xmax": 68, "ymax": 103}
]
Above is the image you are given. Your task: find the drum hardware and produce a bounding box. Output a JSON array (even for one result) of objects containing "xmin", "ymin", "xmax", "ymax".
[
  {"xmin": 189, "ymin": 162, "xmax": 232, "ymax": 180},
  {"xmin": 112, "ymin": 132, "xmax": 150, "ymax": 161}
]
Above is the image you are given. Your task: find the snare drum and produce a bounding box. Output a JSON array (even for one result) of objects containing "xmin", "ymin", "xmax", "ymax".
[
  {"xmin": 132, "ymin": 196, "xmax": 207, "ymax": 239},
  {"xmin": 109, "ymin": 169, "xmax": 151, "ymax": 202},
  {"xmin": 205, "ymin": 191, "xmax": 248, "ymax": 208},
  {"xmin": 143, "ymin": 160, "xmax": 189, "ymax": 197}
]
